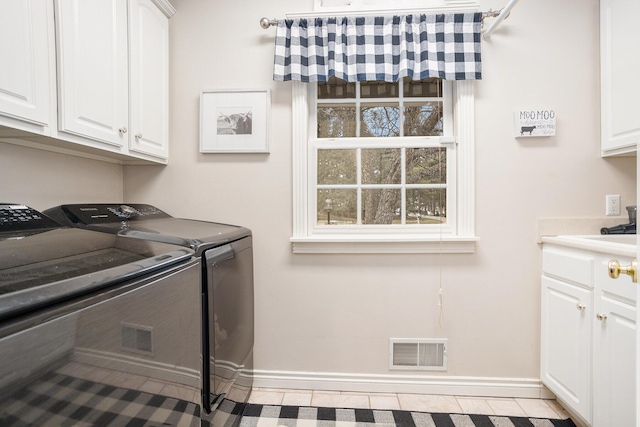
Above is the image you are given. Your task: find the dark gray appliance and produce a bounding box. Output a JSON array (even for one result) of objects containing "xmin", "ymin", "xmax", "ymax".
[
  {"xmin": 44, "ymin": 203, "xmax": 254, "ymax": 417},
  {"xmin": 0, "ymin": 204, "xmax": 202, "ymax": 426}
]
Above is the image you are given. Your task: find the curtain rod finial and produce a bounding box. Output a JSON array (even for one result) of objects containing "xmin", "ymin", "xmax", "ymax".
[{"xmin": 260, "ymin": 17, "xmax": 276, "ymax": 29}]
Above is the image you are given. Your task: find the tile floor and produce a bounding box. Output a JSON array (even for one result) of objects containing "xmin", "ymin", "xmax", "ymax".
[{"xmin": 247, "ymin": 388, "xmax": 577, "ymax": 423}]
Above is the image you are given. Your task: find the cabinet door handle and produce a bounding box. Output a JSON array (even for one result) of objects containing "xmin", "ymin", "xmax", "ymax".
[
  {"xmin": 596, "ymin": 313, "xmax": 608, "ymax": 321},
  {"xmin": 135, "ymin": 133, "xmax": 142, "ymax": 140},
  {"xmin": 119, "ymin": 127, "xmax": 128, "ymax": 134},
  {"xmin": 576, "ymin": 303, "xmax": 586, "ymax": 311},
  {"xmin": 608, "ymin": 259, "xmax": 637, "ymax": 283}
]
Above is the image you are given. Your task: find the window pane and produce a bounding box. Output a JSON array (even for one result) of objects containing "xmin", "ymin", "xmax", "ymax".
[
  {"xmin": 404, "ymin": 102, "xmax": 443, "ymax": 136},
  {"xmin": 406, "ymin": 189, "xmax": 446, "ymax": 224},
  {"xmin": 362, "ymin": 148, "xmax": 401, "ymax": 185},
  {"xmin": 317, "ymin": 189, "xmax": 357, "ymax": 225},
  {"xmin": 403, "ymin": 77, "xmax": 442, "ymax": 98},
  {"xmin": 360, "ymin": 81, "xmax": 399, "ymax": 98},
  {"xmin": 406, "ymin": 148, "xmax": 446, "ymax": 184},
  {"xmin": 317, "ymin": 149, "xmax": 357, "ymax": 185},
  {"xmin": 361, "ymin": 104, "xmax": 400, "ymax": 137},
  {"xmin": 362, "ymin": 189, "xmax": 401, "ymax": 224},
  {"xmin": 318, "ymin": 105, "xmax": 356, "ymax": 138},
  {"xmin": 318, "ymin": 77, "xmax": 355, "ymax": 99}
]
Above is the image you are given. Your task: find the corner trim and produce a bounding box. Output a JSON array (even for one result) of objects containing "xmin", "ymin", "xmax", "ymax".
[{"xmin": 151, "ymin": 0, "xmax": 176, "ymax": 18}]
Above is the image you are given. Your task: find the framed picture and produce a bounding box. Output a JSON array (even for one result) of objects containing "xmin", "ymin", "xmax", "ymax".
[{"xmin": 200, "ymin": 89, "xmax": 270, "ymax": 153}]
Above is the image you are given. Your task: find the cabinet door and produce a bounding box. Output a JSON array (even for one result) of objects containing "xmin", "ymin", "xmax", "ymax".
[
  {"xmin": 540, "ymin": 276, "xmax": 592, "ymax": 423},
  {"xmin": 55, "ymin": 0, "xmax": 128, "ymax": 147},
  {"xmin": 128, "ymin": 0, "xmax": 169, "ymax": 159},
  {"xmin": 593, "ymin": 294, "xmax": 636, "ymax": 427},
  {"xmin": 600, "ymin": 0, "xmax": 640, "ymax": 155},
  {"xmin": 0, "ymin": 0, "xmax": 51, "ymax": 130}
]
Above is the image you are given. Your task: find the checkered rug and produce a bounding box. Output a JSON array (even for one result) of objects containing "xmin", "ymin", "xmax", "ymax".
[
  {"xmin": 235, "ymin": 403, "xmax": 578, "ymax": 427},
  {"xmin": 0, "ymin": 372, "xmax": 201, "ymax": 427}
]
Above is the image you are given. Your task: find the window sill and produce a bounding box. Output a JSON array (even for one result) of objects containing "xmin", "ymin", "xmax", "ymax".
[{"xmin": 290, "ymin": 236, "xmax": 479, "ymax": 254}]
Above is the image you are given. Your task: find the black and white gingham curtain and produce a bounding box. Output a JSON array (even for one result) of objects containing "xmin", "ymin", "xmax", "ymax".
[{"xmin": 273, "ymin": 13, "xmax": 482, "ymax": 83}]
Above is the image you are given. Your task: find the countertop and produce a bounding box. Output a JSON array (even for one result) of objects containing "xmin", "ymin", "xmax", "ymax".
[{"xmin": 540, "ymin": 234, "xmax": 636, "ymax": 258}]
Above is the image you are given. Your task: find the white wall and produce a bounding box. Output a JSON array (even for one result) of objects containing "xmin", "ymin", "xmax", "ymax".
[
  {"xmin": 0, "ymin": 143, "xmax": 123, "ymax": 210},
  {"xmin": 124, "ymin": 0, "xmax": 636, "ymax": 392}
]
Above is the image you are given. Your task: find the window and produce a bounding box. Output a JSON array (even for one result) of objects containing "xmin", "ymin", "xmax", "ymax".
[
  {"xmin": 314, "ymin": 77, "xmax": 452, "ymax": 229},
  {"xmin": 291, "ymin": 78, "xmax": 477, "ymax": 254}
]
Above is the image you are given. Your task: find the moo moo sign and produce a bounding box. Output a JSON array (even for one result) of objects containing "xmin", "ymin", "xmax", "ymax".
[{"xmin": 514, "ymin": 109, "xmax": 556, "ymax": 137}]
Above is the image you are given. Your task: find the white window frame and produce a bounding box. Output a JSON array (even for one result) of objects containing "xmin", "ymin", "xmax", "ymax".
[{"xmin": 290, "ymin": 80, "xmax": 477, "ymax": 254}]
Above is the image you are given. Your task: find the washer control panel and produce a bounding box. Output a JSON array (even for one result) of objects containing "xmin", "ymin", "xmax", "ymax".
[
  {"xmin": 48, "ymin": 204, "xmax": 171, "ymax": 225},
  {"xmin": 0, "ymin": 204, "xmax": 60, "ymax": 232}
]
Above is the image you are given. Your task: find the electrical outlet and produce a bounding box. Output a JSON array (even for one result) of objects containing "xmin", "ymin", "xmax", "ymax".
[{"xmin": 606, "ymin": 194, "xmax": 621, "ymax": 216}]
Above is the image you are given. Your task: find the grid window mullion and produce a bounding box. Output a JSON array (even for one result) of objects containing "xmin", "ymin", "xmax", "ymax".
[
  {"xmin": 356, "ymin": 147, "xmax": 362, "ymax": 225},
  {"xmin": 399, "ymin": 79, "xmax": 405, "ymax": 138},
  {"xmin": 356, "ymin": 82, "xmax": 361, "ymax": 138},
  {"xmin": 401, "ymin": 147, "xmax": 406, "ymax": 225}
]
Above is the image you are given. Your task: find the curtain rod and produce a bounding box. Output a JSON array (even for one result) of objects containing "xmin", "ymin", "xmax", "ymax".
[
  {"xmin": 482, "ymin": 0, "xmax": 519, "ymax": 39},
  {"xmin": 259, "ymin": 6, "xmax": 511, "ymax": 30}
]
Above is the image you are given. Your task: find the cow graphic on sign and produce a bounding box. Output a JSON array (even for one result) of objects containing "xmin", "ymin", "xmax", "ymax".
[{"xmin": 217, "ymin": 107, "xmax": 253, "ymax": 135}]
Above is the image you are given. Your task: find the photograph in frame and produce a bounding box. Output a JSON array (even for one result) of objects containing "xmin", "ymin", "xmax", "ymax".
[{"xmin": 200, "ymin": 89, "xmax": 270, "ymax": 153}]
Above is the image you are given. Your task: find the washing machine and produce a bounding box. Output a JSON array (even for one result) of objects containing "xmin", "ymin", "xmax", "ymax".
[{"xmin": 0, "ymin": 203, "xmax": 202, "ymax": 426}]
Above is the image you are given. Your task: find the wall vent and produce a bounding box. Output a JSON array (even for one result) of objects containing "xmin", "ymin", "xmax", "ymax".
[
  {"xmin": 121, "ymin": 323, "xmax": 153, "ymax": 355},
  {"xmin": 389, "ymin": 339, "xmax": 447, "ymax": 371}
]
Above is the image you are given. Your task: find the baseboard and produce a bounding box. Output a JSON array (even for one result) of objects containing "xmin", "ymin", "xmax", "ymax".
[
  {"xmin": 253, "ymin": 369, "xmax": 555, "ymax": 400},
  {"xmin": 73, "ymin": 347, "xmax": 201, "ymax": 388}
]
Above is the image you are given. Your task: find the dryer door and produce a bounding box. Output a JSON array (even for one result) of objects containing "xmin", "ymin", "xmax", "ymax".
[{"xmin": 202, "ymin": 237, "xmax": 254, "ymax": 413}]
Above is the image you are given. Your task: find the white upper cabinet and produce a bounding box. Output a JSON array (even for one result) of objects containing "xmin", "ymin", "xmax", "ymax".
[
  {"xmin": 600, "ymin": 0, "xmax": 640, "ymax": 156},
  {"xmin": 55, "ymin": 0, "xmax": 172, "ymax": 162},
  {"xmin": 55, "ymin": 0, "xmax": 129, "ymax": 148},
  {"xmin": 128, "ymin": 0, "xmax": 169, "ymax": 159},
  {"xmin": 0, "ymin": 0, "xmax": 173, "ymax": 164},
  {"xmin": 0, "ymin": 0, "xmax": 53, "ymax": 133}
]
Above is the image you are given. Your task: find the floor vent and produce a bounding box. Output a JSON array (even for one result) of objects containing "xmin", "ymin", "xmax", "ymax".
[
  {"xmin": 389, "ymin": 339, "xmax": 447, "ymax": 371},
  {"xmin": 121, "ymin": 323, "xmax": 153, "ymax": 355}
]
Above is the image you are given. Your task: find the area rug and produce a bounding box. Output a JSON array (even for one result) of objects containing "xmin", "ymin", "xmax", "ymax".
[
  {"xmin": 235, "ymin": 402, "xmax": 577, "ymax": 427},
  {"xmin": 0, "ymin": 371, "xmax": 201, "ymax": 427}
]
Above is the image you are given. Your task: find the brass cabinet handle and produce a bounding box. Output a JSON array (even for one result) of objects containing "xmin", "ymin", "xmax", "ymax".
[
  {"xmin": 608, "ymin": 259, "xmax": 637, "ymax": 283},
  {"xmin": 596, "ymin": 313, "xmax": 608, "ymax": 321}
]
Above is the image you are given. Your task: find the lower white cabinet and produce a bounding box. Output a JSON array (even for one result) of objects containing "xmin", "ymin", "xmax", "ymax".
[
  {"xmin": 541, "ymin": 244, "xmax": 636, "ymax": 426},
  {"xmin": 592, "ymin": 256, "xmax": 636, "ymax": 427},
  {"xmin": 541, "ymin": 275, "xmax": 592, "ymax": 421}
]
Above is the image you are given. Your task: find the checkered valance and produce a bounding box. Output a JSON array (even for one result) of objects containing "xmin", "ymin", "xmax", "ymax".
[{"xmin": 273, "ymin": 13, "xmax": 482, "ymax": 82}]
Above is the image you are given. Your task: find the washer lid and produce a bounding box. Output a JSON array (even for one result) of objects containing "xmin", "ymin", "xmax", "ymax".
[
  {"xmin": 0, "ymin": 227, "xmax": 194, "ymax": 321},
  {"xmin": 45, "ymin": 204, "xmax": 251, "ymax": 255}
]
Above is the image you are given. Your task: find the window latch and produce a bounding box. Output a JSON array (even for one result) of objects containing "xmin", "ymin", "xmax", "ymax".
[{"xmin": 439, "ymin": 137, "xmax": 456, "ymax": 146}]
